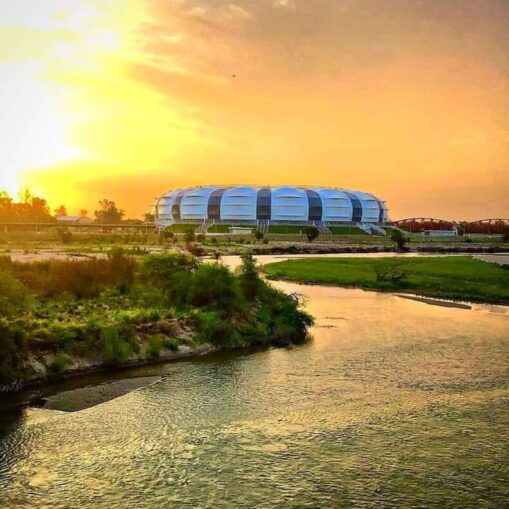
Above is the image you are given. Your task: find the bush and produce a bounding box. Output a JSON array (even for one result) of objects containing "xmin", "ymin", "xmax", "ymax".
[
  {"xmin": 192, "ymin": 310, "xmax": 241, "ymax": 347},
  {"xmin": 100, "ymin": 325, "xmax": 133, "ymax": 364},
  {"xmin": 0, "ymin": 270, "xmax": 32, "ymax": 317},
  {"xmin": 140, "ymin": 252, "xmax": 199, "ymax": 305},
  {"xmin": 184, "ymin": 230, "xmax": 196, "ymax": 244},
  {"xmin": 186, "ymin": 242, "xmax": 205, "ymax": 257},
  {"xmin": 187, "ymin": 264, "xmax": 243, "ymax": 311},
  {"xmin": 0, "ymin": 319, "xmax": 28, "ymax": 385},
  {"xmin": 374, "ymin": 263, "xmax": 407, "ymax": 284},
  {"xmin": 253, "ymin": 229, "xmax": 264, "ymax": 241},
  {"xmin": 146, "ymin": 334, "xmax": 164, "ymax": 359},
  {"xmin": 57, "ymin": 227, "xmax": 73, "ymax": 244},
  {"xmin": 9, "ymin": 251, "xmax": 136, "ymax": 299},
  {"xmin": 161, "ymin": 228, "xmax": 175, "ymax": 241},
  {"xmin": 164, "ymin": 337, "xmax": 180, "ymax": 351},
  {"xmin": 50, "ymin": 352, "xmax": 68, "ymax": 374},
  {"xmin": 305, "ymin": 226, "xmax": 319, "ymax": 242},
  {"xmin": 237, "ymin": 253, "xmax": 262, "ymax": 301},
  {"xmin": 391, "ymin": 229, "xmax": 409, "ymax": 251}
]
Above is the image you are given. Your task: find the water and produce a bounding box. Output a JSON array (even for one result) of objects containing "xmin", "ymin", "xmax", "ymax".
[{"xmin": 1, "ymin": 282, "xmax": 508, "ymax": 508}]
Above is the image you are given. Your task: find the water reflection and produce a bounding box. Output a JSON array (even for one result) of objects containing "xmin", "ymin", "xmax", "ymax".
[{"xmin": 0, "ymin": 282, "xmax": 508, "ymax": 508}]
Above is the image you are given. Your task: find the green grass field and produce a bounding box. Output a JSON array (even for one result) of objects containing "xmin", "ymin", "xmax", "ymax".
[
  {"xmin": 207, "ymin": 224, "xmax": 231, "ymax": 233},
  {"xmin": 267, "ymin": 225, "xmax": 367, "ymax": 235},
  {"xmin": 328, "ymin": 226, "xmax": 367, "ymax": 235},
  {"xmin": 264, "ymin": 256, "xmax": 509, "ymax": 303},
  {"xmin": 268, "ymin": 225, "xmax": 307, "ymax": 234},
  {"xmin": 167, "ymin": 223, "xmax": 200, "ymax": 233}
]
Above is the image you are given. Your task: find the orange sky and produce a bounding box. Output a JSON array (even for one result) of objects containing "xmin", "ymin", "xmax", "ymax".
[{"xmin": 0, "ymin": 0, "xmax": 508, "ymax": 220}]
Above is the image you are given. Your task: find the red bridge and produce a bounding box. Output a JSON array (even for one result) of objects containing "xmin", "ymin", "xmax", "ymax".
[
  {"xmin": 464, "ymin": 218, "xmax": 509, "ymax": 235},
  {"xmin": 390, "ymin": 218, "xmax": 455, "ymax": 232}
]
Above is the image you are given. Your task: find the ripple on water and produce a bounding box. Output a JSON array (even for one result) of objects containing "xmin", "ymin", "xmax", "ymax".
[{"xmin": 1, "ymin": 283, "xmax": 508, "ymax": 508}]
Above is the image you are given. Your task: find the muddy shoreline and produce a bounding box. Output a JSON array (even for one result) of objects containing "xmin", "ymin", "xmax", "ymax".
[{"xmin": 0, "ymin": 343, "xmax": 217, "ymax": 396}]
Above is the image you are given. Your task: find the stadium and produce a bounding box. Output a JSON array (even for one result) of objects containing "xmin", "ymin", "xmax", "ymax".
[{"xmin": 154, "ymin": 186, "xmax": 388, "ymax": 234}]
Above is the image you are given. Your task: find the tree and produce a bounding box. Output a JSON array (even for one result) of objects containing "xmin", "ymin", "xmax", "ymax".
[
  {"xmin": 305, "ymin": 226, "xmax": 319, "ymax": 242},
  {"xmin": 94, "ymin": 199, "xmax": 124, "ymax": 224},
  {"xmin": 161, "ymin": 227, "xmax": 174, "ymax": 241},
  {"xmin": 237, "ymin": 253, "xmax": 261, "ymax": 301},
  {"xmin": 391, "ymin": 229, "xmax": 409, "ymax": 251},
  {"xmin": 79, "ymin": 209, "xmax": 88, "ymax": 218},
  {"xmin": 0, "ymin": 191, "xmax": 13, "ymax": 222},
  {"xmin": 502, "ymin": 228, "xmax": 509, "ymax": 243},
  {"xmin": 54, "ymin": 205, "xmax": 67, "ymax": 217}
]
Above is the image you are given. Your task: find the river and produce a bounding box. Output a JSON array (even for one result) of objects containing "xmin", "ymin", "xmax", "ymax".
[{"xmin": 1, "ymin": 277, "xmax": 509, "ymax": 507}]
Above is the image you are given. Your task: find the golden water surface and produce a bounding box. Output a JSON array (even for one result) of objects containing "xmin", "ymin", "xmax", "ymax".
[{"xmin": 0, "ymin": 282, "xmax": 508, "ymax": 508}]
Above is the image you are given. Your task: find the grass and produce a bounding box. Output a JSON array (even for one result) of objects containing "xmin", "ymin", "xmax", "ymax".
[
  {"xmin": 268, "ymin": 225, "xmax": 307, "ymax": 234},
  {"xmin": 264, "ymin": 256, "xmax": 509, "ymax": 304},
  {"xmin": 0, "ymin": 252, "xmax": 313, "ymax": 388},
  {"xmin": 328, "ymin": 226, "xmax": 367, "ymax": 235},
  {"xmin": 166, "ymin": 223, "xmax": 200, "ymax": 233}
]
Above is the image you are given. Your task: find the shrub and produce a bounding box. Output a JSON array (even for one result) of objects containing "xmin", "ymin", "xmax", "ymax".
[
  {"xmin": 0, "ymin": 270, "xmax": 32, "ymax": 317},
  {"xmin": 100, "ymin": 326, "xmax": 133, "ymax": 364},
  {"xmin": 502, "ymin": 228, "xmax": 509, "ymax": 243},
  {"xmin": 57, "ymin": 227, "xmax": 73, "ymax": 244},
  {"xmin": 192, "ymin": 310, "xmax": 241, "ymax": 347},
  {"xmin": 187, "ymin": 264, "xmax": 242, "ymax": 311},
  {"xmin": 140, "ymin": 252, "xmax": 199, "ymax": 306},
  {"xmin": 186, "ymin": 242, "xmax": 205, "ymax": 257},
  {"xmin": 305, "ymin": 226, "xmax": 319, "ymax": 242},
  {"xmin": 161, "ymin": 227, "xmax": 174, "ymax": 241},
  {"xmin": 146, "ymin": 334, "xmax": 164, "ymax": 359},
  {"xmin": 184, "ymin": 230, "xmax": 196, "ymax": 244},
  {"xmin": 253, "ymin": 229, "xmax": 264, "ymax": 241},
  {"xmin": 391, "ymin": 229, "xmax": 409, "ymax": 251},
  {"xmin": 237, "ymin": 253, "xmax": 262, "ymax": 301},
  {"xmin": 374, "ymin": 263, "xmax": 407, "ymax": 284},
  {"xmin": 164, "ymin": 337, "xmax": 180, "ymax": 351},
  {"xmin": 0, "ymin": 319, "xmax": 28, "ymax": 385},
  {"xmin": 260, "ymin": 288, "xmax": 314, "ymax": 345},
  {"xmin": 9, "ymin": 252, "xmax": 136, "ymax": 299},
  {"xmin": 50, "ymin": 352, "xmax": 68, "ymax": 374}
]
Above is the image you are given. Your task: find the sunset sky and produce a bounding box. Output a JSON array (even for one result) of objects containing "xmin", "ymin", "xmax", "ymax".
[{"xmin": 0, "ymin": 0, "xmax": 508, "ymax": 220}]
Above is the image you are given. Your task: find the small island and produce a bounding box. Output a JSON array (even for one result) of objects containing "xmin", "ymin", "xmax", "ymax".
[
  {"xmin": 0, "ymin": 251, "xmax": 313, "ymax": 392},
  {"xmin": 264, "ymin": 256, "xmax": 509, "ymax": 304}
]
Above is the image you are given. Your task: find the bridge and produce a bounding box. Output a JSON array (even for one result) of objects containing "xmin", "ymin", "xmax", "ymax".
[
  {"xmin": 464, "ymin": 218, "xmax": 509, "ymax": 234},
  {"xmin": 390, "ymin": 218, "xmax": 455, "ymax": 232}
]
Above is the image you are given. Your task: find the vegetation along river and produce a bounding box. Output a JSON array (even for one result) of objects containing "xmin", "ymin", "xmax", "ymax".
[{"xmin": 0, "ymin": 277, "xmax": 508, "ymax": 508}]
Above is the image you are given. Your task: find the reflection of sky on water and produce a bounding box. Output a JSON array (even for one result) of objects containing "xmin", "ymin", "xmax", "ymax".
[{"xmin": 1, "ymin": 282, "xmax": 508, "ymax": 508}]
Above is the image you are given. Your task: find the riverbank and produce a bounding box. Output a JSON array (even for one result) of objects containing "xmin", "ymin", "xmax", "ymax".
[
  {"xmin": 2, "ymin": 237, "xmax": 508, "ymax": 262},
  {"xmin": 264, "ymin": 256, "xmax": 509, "ymax": 304},
  {"xmin": 0, "ymin": 251, "xmax": 312, "ymax": 392}
]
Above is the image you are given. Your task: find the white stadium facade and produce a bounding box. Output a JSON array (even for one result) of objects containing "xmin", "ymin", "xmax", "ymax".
[{"xmin": 154, "ymin": 186, "xmax": 388, "ymax": 231}]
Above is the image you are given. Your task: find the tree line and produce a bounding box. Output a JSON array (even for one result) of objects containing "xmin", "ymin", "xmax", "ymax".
[{"xmin": 0, "ymin": 190, "xmax": 127, "ymax": 224}]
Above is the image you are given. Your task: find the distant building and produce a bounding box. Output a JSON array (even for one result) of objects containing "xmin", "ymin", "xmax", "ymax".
[
  {"xmin": 153, "ymin": 185, "xmax": 389, "ymax": 228},
  {"xmin": 56, "ymin": 215, "xmax": 93, "ymax": 225},
  {"xmin": 228, "ymin": 226, "xmax": 253, "ymax": 235},
  {"xmin": 421, "ymin": 229, "xmax": 457, "ymax": 237}
]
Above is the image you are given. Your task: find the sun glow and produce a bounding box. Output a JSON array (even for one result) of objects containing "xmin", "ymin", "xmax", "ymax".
[{"xmin": 0, "ymin": 1, "xmax": 508, "ymax": 218}]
